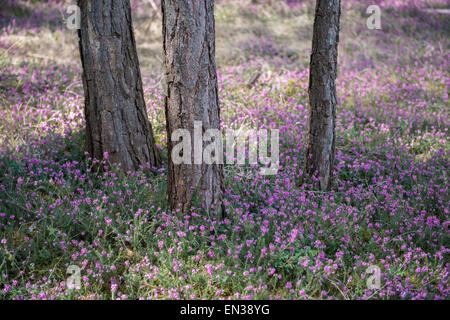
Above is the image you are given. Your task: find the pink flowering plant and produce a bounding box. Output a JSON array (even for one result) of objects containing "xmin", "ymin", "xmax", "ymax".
[{"xmin": 0, "ymin": 0, "xmax": 448, "ymax": 300}]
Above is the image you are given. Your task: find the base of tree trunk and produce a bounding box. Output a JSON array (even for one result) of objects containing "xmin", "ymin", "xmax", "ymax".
[
  {"xmin": 78, "ymin": 0, "xmax": 161, "ymax": 174},
  {"xmin": 303, "ymin": 0, "xmax": 341, "ymax": 191}
]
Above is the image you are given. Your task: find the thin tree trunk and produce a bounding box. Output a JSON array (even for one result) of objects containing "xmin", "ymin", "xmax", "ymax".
[
  {"xmin": 305, "ymin": 0, "xmax": 341, "ymax": 191},
  {"xmin": 78, "ymin": 0, "xmax": 161, "ymax": 173},
  {"xmin": 161, "ymin": 0, "xmax": 224, "ymax": 216}
]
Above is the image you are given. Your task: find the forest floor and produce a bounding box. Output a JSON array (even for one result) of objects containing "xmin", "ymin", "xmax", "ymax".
[{"xmin": 0, "ymin": 0, "xmax": 449, "ymax": 299}]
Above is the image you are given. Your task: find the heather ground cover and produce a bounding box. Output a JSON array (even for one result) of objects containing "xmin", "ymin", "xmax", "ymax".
[{"xmin": 0, "ymin": 0, "xmax": 448, "ymax": 300}]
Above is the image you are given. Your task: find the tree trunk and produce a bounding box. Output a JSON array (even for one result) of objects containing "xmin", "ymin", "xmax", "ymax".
[
  {"xmin": 161, "ymin": 0, "xmax": 224, "ymax": 216},
  {"xmin": 77, "ymin": 0, "xmax": 161, "ymax": 173},
  {"xmin": 305, "ymin": 0, "xmax": 341, "ymax": 191}
]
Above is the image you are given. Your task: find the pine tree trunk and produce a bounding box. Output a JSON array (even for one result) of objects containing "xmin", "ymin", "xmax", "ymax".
[
  {"xmin": 77, "ymin": 0, "xmax": 161, "ymax": 173},
  {"xmin": 161, "ymin": 0, "xmax": 224, "ymax": 216},
  {"xmin": 305, "ymin": 0, "xmax": 341, "ymax": 191}
]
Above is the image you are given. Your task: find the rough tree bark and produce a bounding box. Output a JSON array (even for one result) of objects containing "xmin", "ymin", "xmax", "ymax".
[
  {"xmin": 161, "ymin": 0, "xmax": 224, "ymax": 216},
  {"xmin": 78, "ymin": 0, "xmax": 161, "ymax": 173},
  {"xmin": 304, "ymin": 0, "xmax": 341, "ymax": 191}
]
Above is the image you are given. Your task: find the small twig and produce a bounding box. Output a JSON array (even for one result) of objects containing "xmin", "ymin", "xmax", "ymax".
[
  {"xmin": 148, "ymin": 0, "xmax": 161, "ymax": 17},
  {"xmin": 246, "ymin": 71, "xmax": 262, "ymax": 89},
  {"xmin": 24, "ymin": 53, "xmax": 67, "ymax": 64}
]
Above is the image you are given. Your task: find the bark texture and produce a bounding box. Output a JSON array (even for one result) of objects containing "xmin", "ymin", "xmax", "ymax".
[
  {"xmin": 162, "ymin": 0, "xmax": 224, "ymax": 216},
  {"xmin": 305, "ymin": 0, "xmax": 341, "ymax": 190},
  {"xmin": 78, "ymin": 0, "xmax": 161, "ymax": 173}
]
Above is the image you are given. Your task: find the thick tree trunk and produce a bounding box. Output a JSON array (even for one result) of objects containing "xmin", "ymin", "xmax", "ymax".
[
  {"xmin": 78, "ymin": 0, "xmax": 161, "ymax": 173},
  {"xmin": 305, "ymin": 0, "xmax": 341, "ymax": 191},
  {"xmin": 161, "ymin": 0, "xmax": 224, "ymax": 216}
]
